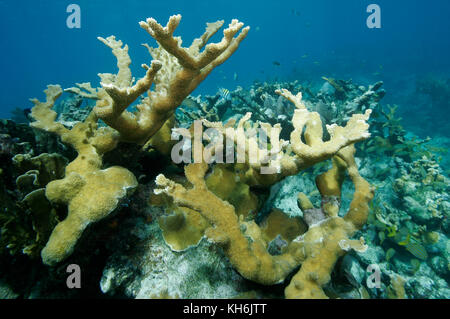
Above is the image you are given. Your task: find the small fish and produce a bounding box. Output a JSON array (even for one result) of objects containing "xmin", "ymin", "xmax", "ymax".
[
  {"xmin": 399, "ymin": 234, "xmax": 428, "ymax": 260},
  {"xmin": 406, "ymin": 242, "xmax": 428, "ymax": 261},
  {"xmin": 218, "ymin": 88, "xmax": 230, "ymax": 100},
  {"xmin": 233, "ymin": 72, "xmax": 238, "ymax": 81},
  {"xmin": 255, "ymin": 26, "xmax": 260, "ymax": 32},
  {"xmin": 387, "ymin": 225, "xmax": 397, "ymax": 237},
  {"xmin": 313, "ymin": 61, "xmax": 320, "ymax": 65},
  {"xmin": 385, "ymin": 248, "xmax": 396, "ymax": 261},
  {"xmin": 301, "ymin": 54, "xmax": 308, "ymax": 58},
  {"xmin": 291, "ymin": 9, "xmax": 301, "ymax": 16},
  {"xmin": 273, "ymin": 61, "xmax": 281, "ymax": 66}
]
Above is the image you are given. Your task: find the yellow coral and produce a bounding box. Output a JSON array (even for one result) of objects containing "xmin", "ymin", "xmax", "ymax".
[
  {"xmin": 202, "ymin": 89, "xmax": 372, "ymax": 187},
  {"xmin": 69, "ymin": 15, "xmax": 249, "ymax": 145},
  {"xmin": 158, "ymin": 207, "xmax": 209, "ymax": 251},
  {"xmin": 31, "ymin": 14, "xmax": 249, "ymax": 265},
  {"xmin": 387, "ymin": 274, "xmax": 406, "ymax": 299},
  {"xmin": 31, "ymin": 86, "xmax": 137, "ymax": 265},
  {"xmin": 154, "ymin": 87, "xmax": 374, "ymax": 298},
  {"xmin": 260, "ymin": 209, "xmax": 307, "ymax": 243},
  {"xmin": 155, "ymin": 163, "xmax": 305, "ymax": 285},
  {"xmin": 155, "ymin": 143, "xmax": 374, "ymax": 298},
  {"xmin": 205, "ymin": 164, "xmax": 259, "ymax": 218},
  {"xmin": 144, "ymin": 115, "xmax": 176, "ymax": 155},
  {"xmin": 285, "ymin": 145, "xmax": 374, "ymax": 298}
]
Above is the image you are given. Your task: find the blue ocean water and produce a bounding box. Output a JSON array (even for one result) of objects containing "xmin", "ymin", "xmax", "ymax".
[{"xmin": 1, "ymin": 0, "xmax": 449, "ymax": 126}]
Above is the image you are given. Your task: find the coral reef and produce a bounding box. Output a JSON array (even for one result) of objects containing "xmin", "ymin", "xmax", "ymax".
[
  {"xmin": 200, "ymin": 89, "xmax": 372, "ymax": 187},
  {"xmin": 0, "ymin": 152, "xmax": 66, "ymax": 258},
  {"xmin": 155, "ymin": 86, "xmax": 374, "ymax": 298},
  {"xmin": 0, "ymin": 9, "xmax": 448, "ymax": 300},
  {"xmin": 2, "ymin": 74, "xmax": 448, "ymax": 299},
  {"xmin": 177, "ymin": 78, "xmax": 383, "ymax": 137},
  {"xmin": 154, "ymin": 144, "xmax": 373, "ymax": 298}
]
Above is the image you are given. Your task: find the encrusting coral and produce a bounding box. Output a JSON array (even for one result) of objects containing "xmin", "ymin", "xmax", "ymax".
[
  {"xmin": 0, "ymin": 152, "xmax": 66, "ymax": 258},
  {"xmin": 29, "ymin": 15, "xmax": 249, "ymax": 265},
  {"xmin": 155, "ymin": 89, "xmax": 375, "ymax": 298}
]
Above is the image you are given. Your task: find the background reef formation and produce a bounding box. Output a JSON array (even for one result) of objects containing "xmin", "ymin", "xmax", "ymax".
[{"xmin": 0, "ymin": 14, "xmax": 449, "ymax": 299}]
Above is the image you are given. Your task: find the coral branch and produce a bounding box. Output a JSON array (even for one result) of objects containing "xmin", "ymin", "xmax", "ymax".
[
  {"xmin": 202, "ymin": 89, "xmax": 372, "ymax": 187},
  {"xmin": 30, "ymin": 85, "xmax": 66, "ymax": 136},
  {"xmin": 285, "ymin": 145, "xmax": 374, "ymax": 298},
  {"xmin": 64, "ymin": 82, "xmax": 99, "ymax": 100},
  {"xmin": 276, "ymin": 89, "xmax": 372, "ymax": 166},
  {"xmin": 30, "ymin": 85, "xmax": 137, "ymax": 265},
  {"xmin": 155, "ymin": 145, "xmax": 374, "ymax": 297},
  {"xmin": 89, "ymin": 15, "xmax": 249, "ymax": 144},
  {"xmin": 29, "ymin": 14, "xmax": 248, "ymax": 265},
  {"xmin": 155, "ymin": 163, "xmax": 305, "ymax": 285}
]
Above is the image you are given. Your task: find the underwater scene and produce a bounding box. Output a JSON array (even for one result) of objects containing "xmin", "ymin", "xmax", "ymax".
[{"xmin": 0, "ymin": 0, "xmax": 449, "ymax": 301}]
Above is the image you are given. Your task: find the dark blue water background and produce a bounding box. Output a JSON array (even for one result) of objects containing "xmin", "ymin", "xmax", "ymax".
[{"xmin": 1, "ymin": 0, "xmax": 449, "ymax": 131}]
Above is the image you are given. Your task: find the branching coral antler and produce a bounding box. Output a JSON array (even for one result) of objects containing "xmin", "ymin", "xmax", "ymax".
[
  {"xmin": 155, "ymin": 145, "xmax": 374, "ymax": 298},
  {"xmin": 31, "ymin": 14, "xmax": 249, "ymax": 266},
  {"xmin": 155, "ymin": 162, "xmax": 305, "ymax": 285},
  {"xmin": 84, "ymin": 15, "xmax": 249, "ymax": 144},
  {"xmin": 287, "ymin": 145, "xmax": 374, "ymax": 298},
  {"xmin": 202, "ymin": 89, "xmax": 372, "ymax": 186},
  {"xmin": 30, "ymin": 85, "xmax": 137, "ymax": 266},
  {"xmin": 276, "ymin": 89, "xmax": 372, "ymax": 164},
  {"xmin": 203, "ymin": 112, "xmax": 288, "ymax": 173}
]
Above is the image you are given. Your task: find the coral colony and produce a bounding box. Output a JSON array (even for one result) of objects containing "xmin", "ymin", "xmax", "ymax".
[
  {"xmin": 0, "ymin": 14, "xmax": 449, "ymax": 299},
  {"xmin": 30, "ymin": 14, "xmax": 373, "ymax": 297}
]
